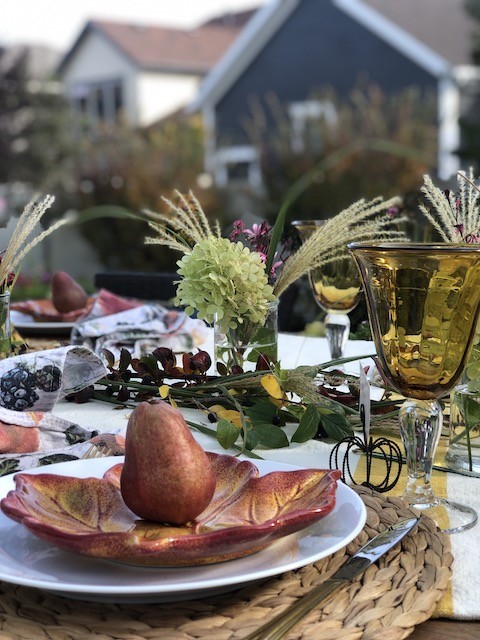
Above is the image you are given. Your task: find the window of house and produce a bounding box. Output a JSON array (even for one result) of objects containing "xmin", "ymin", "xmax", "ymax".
[
  {"xmin": 214, "ymin": 145, "xmax": 262, "ymax": 188},
  {"xmin": 70, "ymin": 79, "xmax": 124, "ymax": 125},
  {"xmin": 288, "ymin": 100, "xmax": 338, "ymax": 154}
]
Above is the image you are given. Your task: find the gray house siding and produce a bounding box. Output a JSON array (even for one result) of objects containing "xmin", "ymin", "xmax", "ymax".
[{"xmin": 215, "ymin": 0, "xmax": 437, "ymax": 146}]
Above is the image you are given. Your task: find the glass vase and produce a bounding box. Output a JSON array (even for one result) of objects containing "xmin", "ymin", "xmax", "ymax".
[
  {"xmin": 447, "ymin": 383, "xmax": 480, "ymax": 476},
  {"xmin": 446, "ymin": 335, "xmax": 480, "ymax": 476},
  {"xmin": 0, "ymin": 291, "xmax": 12, "ymax": 359},
  {"xmin": 214, "ymin": 300, "xmax": 278, "ymax": 372}
]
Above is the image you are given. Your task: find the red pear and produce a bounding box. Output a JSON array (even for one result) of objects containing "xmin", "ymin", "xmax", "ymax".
[
  {"xmin": 120, "ymin": 401, "xmax": 216, "ymax": 524},
  {"xmin": 51, "ymin": 271, "xmax": 88, "ymax": 313}
]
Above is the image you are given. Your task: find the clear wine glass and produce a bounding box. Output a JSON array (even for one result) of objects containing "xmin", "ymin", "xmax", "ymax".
[
  {"xmin": 349, "ymin": 242, "xmax": 480, "ymax": 533},
  {"xmin": 293, "ymin": 220, "xmax": 362, "ymax": 359}
]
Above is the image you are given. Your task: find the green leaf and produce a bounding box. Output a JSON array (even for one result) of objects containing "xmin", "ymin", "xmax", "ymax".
[
  {"xmin": 252, "ymin": 424, "xmax": 289, "ymax": 448},
  {"xmin": 291, "ymin": 404, "xmax": 320, "ymax": 443},
  {"xmin": 246, "ymin": 342, "xmax": 278, "ymax": 362},
  {"xmin": 283, "ymin": 404, "xmax": 305, "ymax": 421},
  {"xmin": 319, "ymin": 411, "xmax": 353, "ymax": 441},
  {"xmin": 245, "ymin": 399, "xmax": 281, "ymax": 425},
  {"xmin": 291, "ymin": 365, "xmax": 318, "ymax": 379},
  {"xmin": 216, "ymin": 419, "xmax": 239, "ymax": 449},
  {"xmin": 139, "ymin": 354, "xmax": 160, "ymax": 375},
  {"xmin": 465, "ymin": 395, "xmax": 480, "ymax": 426},
  {"xmin": 246, "ymin": 429, "xmax": 261, "ymax": 450}
]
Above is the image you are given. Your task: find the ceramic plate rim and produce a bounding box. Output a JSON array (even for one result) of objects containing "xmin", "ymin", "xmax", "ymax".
[
  {"xmin": 0, "ymin": 456, "xmax": 366, "ymax": 597},
  {"xmin": 11, "ymin": 310, "xmax": 75, "ymax": 334}
]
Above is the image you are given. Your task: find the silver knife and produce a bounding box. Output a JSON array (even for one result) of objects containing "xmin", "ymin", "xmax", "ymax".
[{"xmin": 243, "ymin": 516, "xmax": 420, "ymax": 640}]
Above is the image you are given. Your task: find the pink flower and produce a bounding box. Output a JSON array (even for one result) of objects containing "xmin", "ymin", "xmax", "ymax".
[{"xmin": 229, "ymin": 220, "xmax": 245, "ymax": 241}]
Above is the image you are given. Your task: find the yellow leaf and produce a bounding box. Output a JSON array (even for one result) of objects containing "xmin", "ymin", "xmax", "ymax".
[
  {"xmin": 169, "ymin": 397, "xmax": 178, "ymax": 409},
  {"xmin": 261, "ymin": 374, "xmax": 284, "ymax": 399},
  {"xmin": 159, "ymin": 385, "xmax": 170, "ymax": 399},
  {"xmin": 208, "ymin": 404, "xmax": 245, "ymax": 428}
]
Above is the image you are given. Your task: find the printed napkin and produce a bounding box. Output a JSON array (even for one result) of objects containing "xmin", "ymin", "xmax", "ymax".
[
  {"xmin": 0, "ymin": 345, "xmax": 107, "ymax": 412},
  {"xmin": 0, "ymin": 410, "xmax": 125, "ymax": 476},
  {"xmin": 71, "ymin": 300, "xmax": 209, "ymax": 360},
  {"xmin": 0, "ymin": 345, "xmax": 124, "ymax": 476}
]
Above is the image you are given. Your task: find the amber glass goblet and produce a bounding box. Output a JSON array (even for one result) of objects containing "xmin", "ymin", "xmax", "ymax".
[
  {"xmin": 349, "ymin": 242, "xmax": 480, "ymax": 533},
  {"xmin": 293, "ymin": 220, "xmax": 361, "ymax": 359}
]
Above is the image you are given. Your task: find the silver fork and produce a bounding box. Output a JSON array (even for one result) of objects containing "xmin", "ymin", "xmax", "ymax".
[{"xmin": 82, "ymin": 444, "xmax": 114, "ymax": 459}]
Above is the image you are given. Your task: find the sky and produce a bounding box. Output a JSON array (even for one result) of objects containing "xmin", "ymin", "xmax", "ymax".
[{"xmin": 1, "ymin": 0, "xmax": 266, "ymax": 52}]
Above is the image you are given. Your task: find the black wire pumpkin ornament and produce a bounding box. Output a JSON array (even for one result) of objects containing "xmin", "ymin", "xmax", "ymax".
[{"xmin": 329, "ymin": 364, "xmax": 403, "ymax": 493}]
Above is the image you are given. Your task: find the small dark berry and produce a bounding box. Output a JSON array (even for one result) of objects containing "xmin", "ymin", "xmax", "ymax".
[{"xmin": 207, "ymin": 412, "xmax": 218, "ymax": 423}]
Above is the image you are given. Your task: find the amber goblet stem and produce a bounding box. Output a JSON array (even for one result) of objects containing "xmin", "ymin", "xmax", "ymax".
[
  {"xmin": 398, "ymin": 398, "xmax": 477, "ymax": 533},
  {"xmin": 399, "ymin": 399, "xmax": 442, "ymax": 506}
]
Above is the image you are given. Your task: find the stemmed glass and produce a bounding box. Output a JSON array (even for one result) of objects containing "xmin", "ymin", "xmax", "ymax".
[
  {"xmin": 349, "ymin": 242, "xmax": 480, "ymax": 533},
  {"xmin": 293, "ymin": 220, "xmax": 362, "ymax": 358}
]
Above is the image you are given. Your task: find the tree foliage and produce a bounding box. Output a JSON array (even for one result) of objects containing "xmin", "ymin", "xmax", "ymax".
[
  {"xmin": 466, "ymin": 0, "xmax": 480, "ymax": 64},
  {"xmin": 457, "ymin": 0, "xmax": 480, "ymax": 170},
  {"xmin": 0, "ymin": 47, "xmax": 71, "ymax": 192},
  {"xmin": 62, "ymin": 114, "xmax": 228, "ymax": 272},
  {"xmin": 243, "ymin": 84, "xmax": 437, "ymax": 226}
]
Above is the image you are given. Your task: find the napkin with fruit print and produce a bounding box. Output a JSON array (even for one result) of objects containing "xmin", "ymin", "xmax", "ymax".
[
  {"xmin": 0, "ymin": 345, "xmax": 125, "ymax": 476},
  {"xmin": 71, "ymin": 299, "xmax": 209, "ymax": 360},
  {"xmin": 0, "ymin": 345, "xmax": 107, "ymax": 412}
]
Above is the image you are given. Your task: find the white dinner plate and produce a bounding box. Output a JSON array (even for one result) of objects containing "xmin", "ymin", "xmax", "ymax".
[
  {"xmin": 11, "ymin": 310, "xmax": 75, "ymax": 336},
  {"xmin": 0, "ymin": 457, "xmax": 366, "ymax": 603}
]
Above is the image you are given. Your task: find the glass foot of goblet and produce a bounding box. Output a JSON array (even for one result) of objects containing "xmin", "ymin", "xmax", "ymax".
[
  {"xmin": 324, "ymin": 313, "xmax": 350, "ymax": 360},
  {"xmin": 399, "ymin": 399, "xmax": 478, "ymax": 534}
]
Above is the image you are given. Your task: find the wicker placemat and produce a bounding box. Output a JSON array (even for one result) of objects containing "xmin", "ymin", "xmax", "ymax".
[{"xmin": 0, "ymin": 486, "xmax": 452, "ymax": 640}]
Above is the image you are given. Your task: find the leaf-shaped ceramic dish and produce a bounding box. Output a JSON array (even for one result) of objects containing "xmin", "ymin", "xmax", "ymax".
[{"xmin": 1, "ymin": 453, "xmax": 341, "ymax": 567}]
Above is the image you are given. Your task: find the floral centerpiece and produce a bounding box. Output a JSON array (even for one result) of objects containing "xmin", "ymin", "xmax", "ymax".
[
  {"xmin": 145, "ymin": 190, "xmax": 405, "ymax": 372},
  {"xmin": 71, "ymin": 190, "xmax": 401, "ymax": 454},
  {"xmin": 0, "ymin": 195, "xmax": 68, "ymax": 357}
]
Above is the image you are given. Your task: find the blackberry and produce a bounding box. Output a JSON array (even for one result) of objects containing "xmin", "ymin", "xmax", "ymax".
[
  {"xmin": 0, "ymin": 365, "xmax": 39, "ymax": 410},
  {"xmin": 36, "ymin": 365, "xmax": 62, "ymax": 392}
]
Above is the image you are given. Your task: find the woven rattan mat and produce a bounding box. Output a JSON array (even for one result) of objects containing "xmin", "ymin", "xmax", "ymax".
[{"xmin": 0, "ymin": 486, "xmax": 452, "ymax": 640}]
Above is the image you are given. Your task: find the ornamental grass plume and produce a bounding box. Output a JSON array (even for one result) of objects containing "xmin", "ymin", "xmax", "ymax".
[
  {"xmin": 146, "ymin": 191, "xmax": 220, "ymax": 251},
  {"xmin": 0, "ymin": 195, "xmax": 68, "ymax": 293},
  {"xmin": 273, "ymin": 195, "xmax": 405, "ymax": 296},
  {"xmin": 418, "ymin": 169, "xmax": 480, "ymax": 243}
]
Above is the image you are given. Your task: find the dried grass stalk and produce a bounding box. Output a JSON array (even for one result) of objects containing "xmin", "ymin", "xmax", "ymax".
[
  {"xmin": 418, "ymin": 169, "xmax": 480, "ymax": 242},
  {"xmin": 145, "ymin": 190, "xmax": 220, "ymax": 253},
  {"xmin": 273, "ymin": 196, "xmax": 405, "ymax": 296},
  {"xmin": 0, "ymin": 194, "xmax": 68, "ymax": 292}
]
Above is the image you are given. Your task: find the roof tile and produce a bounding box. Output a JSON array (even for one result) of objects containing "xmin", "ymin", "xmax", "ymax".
[{"xmin": 90, "ymin": 18, "xmax": 249, "ymax": 73}]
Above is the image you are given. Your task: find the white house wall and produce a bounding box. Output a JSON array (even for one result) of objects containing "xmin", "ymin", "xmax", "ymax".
[
  {"xmin": 61, "ymin": 31, "xmax": 139, "ymax": 124},
  {"xmin": 137, "ymin": 72, "xmax": 201, "ymax": 125}
]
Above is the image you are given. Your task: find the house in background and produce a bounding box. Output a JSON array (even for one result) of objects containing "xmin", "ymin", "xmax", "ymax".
[
  {"xmin": 191, "ymin": 0, "xmax": 479, "ymax": 187},
  {"xmin": 56, "ymin": 10, "xmax": 256, "ymax": 128}
]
